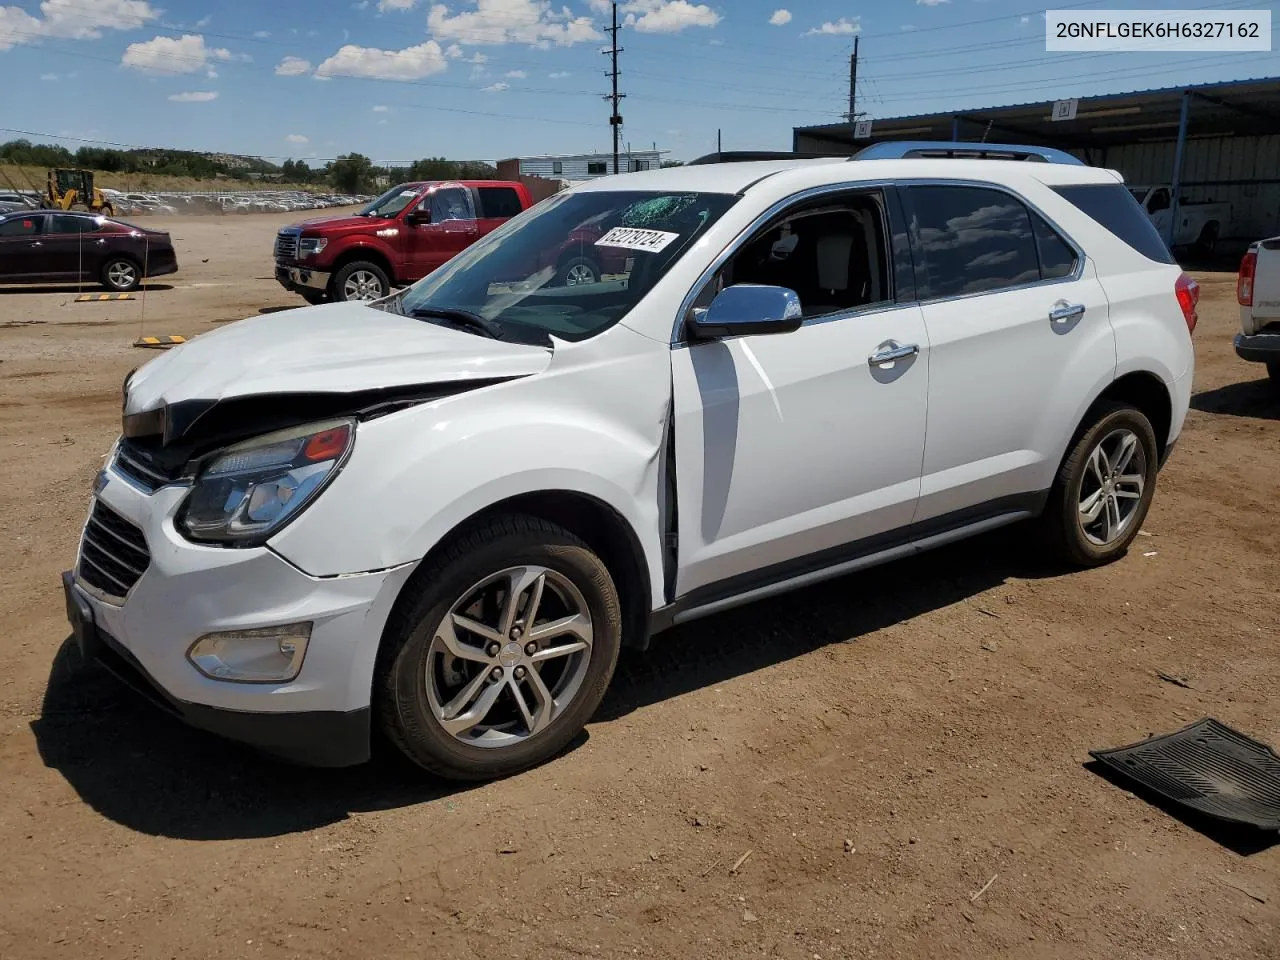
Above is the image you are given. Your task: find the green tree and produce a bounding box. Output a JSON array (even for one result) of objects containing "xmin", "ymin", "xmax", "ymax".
[{"xmin": 331, "ymin": 153, "xmax": 374, "ymax": 193}]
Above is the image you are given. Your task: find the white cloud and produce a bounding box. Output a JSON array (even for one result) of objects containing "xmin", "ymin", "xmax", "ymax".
[
  {"xmin": 315, "ymin": 40, "xmax": 449, "ymax": 80},
  {"xmin": 469, "ymin": 51, "xmax": 488, "ymax": 62},
  {"xmin": 372, "ymin": 104, "xmax": 390, "ymax": 111},
  {"xmin": 900, "ymin": 23, "xmax": 916, "ymax": 31},
  {"xmin": 378, "ymin": 118, "xmax": 389, "ymax": 125},
  {"xmin": 275, "ymin": 55, "xmax": 312, "ymax": 75},
  {"xmin": 623, "ymin": 0, "xmax": 719, "ymax": 33},
  {"xmin": 122, "ymin": 34, "xmax": 244, "ymax": 75},
  {"xmin": 548, "ymin": 70, "xmax": 569, "ymax": 78},
  {"xmin": 253, "ymin": 29, "xmax": 270, "ymax": 38},
  {"xmin": 768, "ymin": 8, "xmax": 790, "ymax": 26},
  {"xmin": 0, "ymin": 0, "xmax": 157, "ymax": 49},
  {"xmin": 286, "ymin": 133, "xmax": 309, "ymax": 144},
  {"xmin": 504, "ymin": 68, "xmax": 525, "ymax": 77},
  {"xmin": 445, "ymin": 41, "xmax": 464, "ymax": 57},
  {"xmin": 379, "ymin": 0, "xmax": 416, "ymax": 8},
  {"xmin": 195, "ymin": 13, "xmax": 211, "ymax": 27},
  {"xmin": 482, "ymin": 80, "xmax": 508, "ymax": 92},
  {"xmin": 169, "ymin": 90, "xmax": 218, "ymax": 101},
  {"xmin": 40, "ymin": 71, "xmax": 58, "ymax": 80},
  {"xmin": 805, "ymin": 17, "xmax": 859, "ymax": 36},
  {"xmin": 427, "ymin": 1, "xmax": 600, "ymax": 46},
  {"xmin": 1019, "ymin": 15, "xmax": 1030, "ymax": 24},
  {"xmin": 916, "ymin": 0, "xmax": 950, "ymax": 5}
]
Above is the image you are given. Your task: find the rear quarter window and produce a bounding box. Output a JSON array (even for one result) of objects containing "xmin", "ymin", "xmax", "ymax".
[{"xmin": 1051, "ymin": 183, "xmax": 1176, "ymax": 265}]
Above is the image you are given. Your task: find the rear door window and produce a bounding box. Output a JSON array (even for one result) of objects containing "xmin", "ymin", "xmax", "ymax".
[
  {"xmin": 1051, "ymin": 183, "xmax": 1176, "ymax": 264},
  {"xmin": 905, "ymin": 185, "xmax": 1041, "ymax": 299},
  {"xmin": 0, "ymin": 215, "xmax": 42, "ymax": 237},
  {"xmin": 477, "ymin": 186, "xmax": 524, "ymax": 219},
  {"xmin": 50, "ymin": 215, "xmax": 101, "ymax": 235},
  {"xmin": 1030, "ymin": 211, "xmax": 1078, "ymax": 280}
]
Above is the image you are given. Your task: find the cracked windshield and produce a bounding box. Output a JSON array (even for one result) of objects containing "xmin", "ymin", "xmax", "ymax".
[{"xmin": 397, "ymin": 190, "xmax": 738, "ymax": 343}]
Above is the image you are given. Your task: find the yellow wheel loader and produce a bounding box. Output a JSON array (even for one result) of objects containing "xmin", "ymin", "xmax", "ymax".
[{"xmin": 45, "ymin": 168, "xmax": 114, "ymax": 216}]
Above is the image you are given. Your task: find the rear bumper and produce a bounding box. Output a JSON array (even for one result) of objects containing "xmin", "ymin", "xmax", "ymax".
[
  {"xmin": 145, "ymin": 252, "xmax": 179, "ymax": 278},
  {"xmin": 1234, "ymin": 332, "xmax": 1280, "ymax": 364},
  {"xmin": 275, "ymin": 261, "xmax": 330, "ymax": 293},
  {"xmin": 62, "ymin": 570, "xmax": 372, "ymax": 767}
]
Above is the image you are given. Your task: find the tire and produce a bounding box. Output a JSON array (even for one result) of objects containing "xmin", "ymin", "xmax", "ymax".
[
  {"xmin": 300, "ymin": 289, "xmax": 328, "ymax": 306},
  {"xmin": 377, "ymin": 514, "xmax": 622, "ymax": 781},
  {"xmin": 555, "ymin": 255, "xmax": 601, "ymax": 287},
  {"xmin": 331, "ymin": 260, "xmax": 389, "ymax": 302},
  {"xmin": 100, "ymin": 204, "xmax": 114, "ymax": 218},
  {"xmin": 101, "ymin": 257, "xmax": 141, "ymax": 292},
  {"xmin": 69, "ymin": 201, "xmax": 89, "ymax": 212},
  {"xmin": 1196, "ymin": 222, "xmax": 1219, "ymax": 258},
  {"xmin": 1041, "ymin": 402, "xmax": 1159, "ymax": 567}
]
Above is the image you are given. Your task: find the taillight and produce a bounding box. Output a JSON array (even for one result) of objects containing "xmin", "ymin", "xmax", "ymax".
[
  {"xmin": 1174, "ymin": 272, "xmax": 1199, "ymax": 335},
  {"xmin": 1238, "ymin": 250, "xmax": 1257, "ymax": 306}
]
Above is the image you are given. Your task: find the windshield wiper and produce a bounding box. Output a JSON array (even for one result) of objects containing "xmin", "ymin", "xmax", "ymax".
[{"xmin": 409, "ymin": 306, "xmax": 505, "ymax": 340}]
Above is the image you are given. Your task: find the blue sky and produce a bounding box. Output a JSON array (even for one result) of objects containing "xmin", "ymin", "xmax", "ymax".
[{"xmin": 0, "ymin": 0, "xmax": 1274, "ymax": 166}]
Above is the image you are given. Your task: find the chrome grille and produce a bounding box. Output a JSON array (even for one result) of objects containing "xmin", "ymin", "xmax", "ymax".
[
  {"xmin": 113, "ymin": 439, "xmax": 181, "ymax": 492},
  {"xmin": 274, "ymin": 229, "xmax": 299, "ymax": 260},
  {"xmin": 78, "ymin": 501, "xmax": 150, "ymax": 602}
]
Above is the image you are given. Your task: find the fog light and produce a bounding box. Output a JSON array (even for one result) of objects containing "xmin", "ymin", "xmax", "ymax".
[{"xmin": 187, "ymin": 622, "xmax": 312, "ymax": 683}]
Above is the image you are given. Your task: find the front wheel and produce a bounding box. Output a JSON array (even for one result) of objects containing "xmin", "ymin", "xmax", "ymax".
[
  {"xmin": 331, "ymin": 260, "xmax": 389, "ymax": 302},
  {"xmin": 1041, "ymin": 402, "xmax": 1159, "ymax": 567},
  {"xmin": 555, "ymin": 255, "xmax": 600, "ymax": 287},
  {"xmin": 299, "ymin": 289, "xmax": 328, "ymax": 306},
  {"xmin": 378, "ymin": 515, "xmax": 622, "ymax": 780}
]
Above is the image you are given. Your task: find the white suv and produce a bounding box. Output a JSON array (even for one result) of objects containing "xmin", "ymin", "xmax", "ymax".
[{"xmin": 63, "ymin": 143, "xmax": 1197, "ymax": 780}]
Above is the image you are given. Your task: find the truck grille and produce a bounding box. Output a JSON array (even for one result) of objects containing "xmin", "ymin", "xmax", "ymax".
[
  {"xmin": 113, "ymin": 438, "xmax": 183, "ymax": 492},
  {"xmin": 77, "ymin": 500, "xmax": 150, "ymax": 602},
  {"xmin": 274, "ymin": 229, "xmax": 299, "ymax": 260}
]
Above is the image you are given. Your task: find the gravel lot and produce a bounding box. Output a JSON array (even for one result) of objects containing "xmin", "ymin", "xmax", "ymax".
[{"xmin": 1, "ymin": 211, "xmax": 1277, "ymax": 960}]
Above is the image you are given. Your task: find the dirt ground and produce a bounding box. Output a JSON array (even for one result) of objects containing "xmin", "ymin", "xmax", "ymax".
[{"xmin": 0, "ymin": 211, "xmax": 1276, "ymax": 960}]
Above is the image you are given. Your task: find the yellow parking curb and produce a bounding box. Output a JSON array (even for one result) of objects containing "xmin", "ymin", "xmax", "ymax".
[
  {"xmin": 133, "ymin": 335, "xmax": 186, "ymax": 348},
  {"xmin": 76, "ymin": 293, "xmax": 135, "ymax": 302}
]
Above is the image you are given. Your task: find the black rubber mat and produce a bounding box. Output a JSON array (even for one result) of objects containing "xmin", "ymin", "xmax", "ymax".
[{"xmin": 1091, "ymin": 718, "xmax": 1280, "ymax": 832}]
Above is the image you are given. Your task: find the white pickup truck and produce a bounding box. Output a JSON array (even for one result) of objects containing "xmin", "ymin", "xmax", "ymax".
[
  {"xmin": 1129, "ymin": 185, "xmax": 1230, "ymax": 254},
  {"xmin": 1237, "ymin": 237, "xmax": 1280, "ymax": 386}
]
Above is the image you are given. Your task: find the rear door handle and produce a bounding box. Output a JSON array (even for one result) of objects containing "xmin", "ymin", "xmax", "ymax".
[
  {"xmin": 868, "ymin": 341, "xmax": 919, "ymax": 366},
  {"xmin": 1049, "ymin": 301, "xmax": 1086, "ymax": 324}
]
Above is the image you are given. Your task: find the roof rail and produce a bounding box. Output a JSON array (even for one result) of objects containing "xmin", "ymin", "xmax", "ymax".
[
  {"xmin": 687, "ymin": 150, "xmax": 843, "ymax": 165},
  {"xmin": 850, "ymin": 141, "xmax": 1085, "ymax": 165}
]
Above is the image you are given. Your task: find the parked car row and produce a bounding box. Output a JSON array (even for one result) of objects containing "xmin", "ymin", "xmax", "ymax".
[{"xmin": 100, "ymin": 189, "xmax": 369, "ymax": 217}]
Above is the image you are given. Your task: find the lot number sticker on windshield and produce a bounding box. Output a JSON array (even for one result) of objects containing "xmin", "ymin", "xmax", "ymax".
[{"xmin": 594, "ymin": 227, "xmax": 680, "ymax": 253}]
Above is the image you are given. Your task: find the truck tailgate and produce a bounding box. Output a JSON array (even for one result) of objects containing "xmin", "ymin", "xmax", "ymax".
[{"xmin": 1253, "ymin": 239, "xmax": 1280, "ymax": 324}]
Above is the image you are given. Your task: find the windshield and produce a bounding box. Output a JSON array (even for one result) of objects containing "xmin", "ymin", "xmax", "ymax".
[
  {"xmin": 360, "ymin": 184, "xmax": 425, "ymax": 218},
  {"xmin": 397, "ymin": 190, "xmax": 739, "ymax": 344}
]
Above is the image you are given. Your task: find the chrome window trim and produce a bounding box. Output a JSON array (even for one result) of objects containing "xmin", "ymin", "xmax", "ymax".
[
  {"xmin": 896, "ymin": 177, "xmax": 1087, "ymax": 305},
  {"xmin": 669, "ymin": 179, "xmax": 898, "ymax": 345}
]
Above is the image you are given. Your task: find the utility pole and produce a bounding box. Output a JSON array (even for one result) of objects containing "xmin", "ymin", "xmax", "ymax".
[
  {"xmin": 717, "ymin": 128, "xmax": 722, "ymax": 154},
  {"xmin": 847, "ymin": 36, "xmax": 859, "ymax": 122},
  {"xmin": 603, "ymin": 2, "xmax": 625, "ymax": 174}
]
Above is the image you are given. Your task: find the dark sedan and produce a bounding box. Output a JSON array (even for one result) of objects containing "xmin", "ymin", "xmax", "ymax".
[{"xmin": 0, "ymin": 211, "xmax": 178, "ymax": 291}]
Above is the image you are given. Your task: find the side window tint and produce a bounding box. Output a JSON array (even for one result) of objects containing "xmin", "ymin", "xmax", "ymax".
[
  {"xmin": 1147, "ymin": 188, "xmax": 1170, "ymax": 213},
  {"xmin": 478, "ymin": 187, "xmax": 523, "ymax": 219},
  {"xmin": 430, "ymin": 188, "xmax": 471, "ymax": 222},
  {"xmin": 1030, "ymin": 212, "xmax": 1077, "ymax": 280},
  {"xmin": 907, "ymin": 186, "xmax": 1040, "ymax": 299},
  {"xmin": 0, "ymin": 216, "xmax": 40, "ymax": 237},
  {"xmin": 51, "ymin": 215, "xmax": 99, "ymax": 235},
  {"xmin": 1050, "ymin": 184, "xmax": 1175, "ymax": 264}
]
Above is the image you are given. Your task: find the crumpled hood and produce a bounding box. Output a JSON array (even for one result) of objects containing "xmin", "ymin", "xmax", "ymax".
[{"xmin": 125, "ymin": 300, "xmax": 552, "ymax": 417}]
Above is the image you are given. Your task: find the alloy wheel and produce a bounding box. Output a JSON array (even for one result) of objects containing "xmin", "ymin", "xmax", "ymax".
[
  {"xmin": 1077, "ymin": 427, "xmax": 1147, "ymax": 545},
  {"xmin": 342, "ymin": 270, "xmax": 384, "ymax": 301},
  {"xmin": 424, "ymin": 565, "xmax": 594, "ymax": 748},
  {"xmin": 106, "ymin": 262, "xmax": 137, "ymax": 289},
  {"xmin": 564, "ymin": 263, "xmax": 597, "ymax": 285}
]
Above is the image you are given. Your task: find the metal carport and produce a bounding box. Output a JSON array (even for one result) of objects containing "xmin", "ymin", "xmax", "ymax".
[{"xmin": 793, "ymin": 76, "xmax": 1280, "ymax": 247}]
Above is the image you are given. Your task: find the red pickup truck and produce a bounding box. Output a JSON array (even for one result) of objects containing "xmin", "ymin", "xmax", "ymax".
[{"xmin": 273, "ymin": 179, "xmax": 534, "ymax": 303}]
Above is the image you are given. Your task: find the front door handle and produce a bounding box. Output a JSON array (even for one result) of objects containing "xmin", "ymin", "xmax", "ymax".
[
  {"xmin": 1049, "ymin": 301, "xmax": 1086, "ymax": 324},
  {"xmin": 29, "ymin": 241, "xmax": 42, "ymax": 247},
  {"xmin": 868, "ymin": 340, "xmax": 919, "ymax": 367}
]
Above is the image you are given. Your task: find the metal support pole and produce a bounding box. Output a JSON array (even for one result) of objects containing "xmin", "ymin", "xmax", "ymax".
[
  {"xmin": 1166, "ymin": 90, "xmax": 1190, "ymax": 249},
  {"xmin": 848, "ymin": 36, "xmax": 858, "ymax": 121}
]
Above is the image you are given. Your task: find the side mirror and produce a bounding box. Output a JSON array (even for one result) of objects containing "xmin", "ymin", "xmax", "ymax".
[
  {"xmin": 687, "ymin": 284, "xmax": 804, "ymax": 341},
  {"xmin": 406, "ymin": 209, "xmax": 431, "ymax": 226}
]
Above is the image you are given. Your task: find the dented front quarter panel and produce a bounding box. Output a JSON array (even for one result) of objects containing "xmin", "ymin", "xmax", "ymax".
[{"xmin": 267, "ymin": 321, "xmax": 673, "ymax": 603}]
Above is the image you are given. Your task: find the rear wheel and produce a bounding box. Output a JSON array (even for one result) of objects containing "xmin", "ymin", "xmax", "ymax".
[
  {"xmin": 377, "ymin": 515, "xmax": 622, "ymax": 781},
  {"xmin": 331, "ymin": 260, "xmax": 389, "ymax": 302},
  {"xmin": 69, "ymin": 201, "xmax": 89, "ymax": 212},
  {"xmin": 1196, "ymin": 222, "xmax": 1219, "ymax": 257},
  {"xmin": 1041, "ymin": 402, "xmax": 1159, "ymax": 567},
  {"xmin": 101, "ymin": 257, "xmax": 141, "ymax": 292}
]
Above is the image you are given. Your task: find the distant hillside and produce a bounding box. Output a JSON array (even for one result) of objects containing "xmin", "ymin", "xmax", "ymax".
[{"xmin": 0, "ymin": 162, "xmax": 317, "ymax": 194}]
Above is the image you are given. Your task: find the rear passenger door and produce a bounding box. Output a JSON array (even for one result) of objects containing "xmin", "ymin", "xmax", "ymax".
[
  {"xmin": 904, "ymin": 183, "xmax": 1115, "ymax": 523},
  {"xmin": 43, "ymin": 214, "xmax": 104, "ymax": 280},
  {"xmin": 473, "ymin": 185, "xmax": 525, "ymax": 238}
]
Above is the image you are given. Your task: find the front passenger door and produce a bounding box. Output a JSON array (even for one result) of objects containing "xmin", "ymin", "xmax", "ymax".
[
  {"xmin": 0, "ymin": 214, "xmax": 48, "ymax": 281},
  {"xmin": 670, "ymin": 187, "xmax": 930, "ymax": 600}
]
